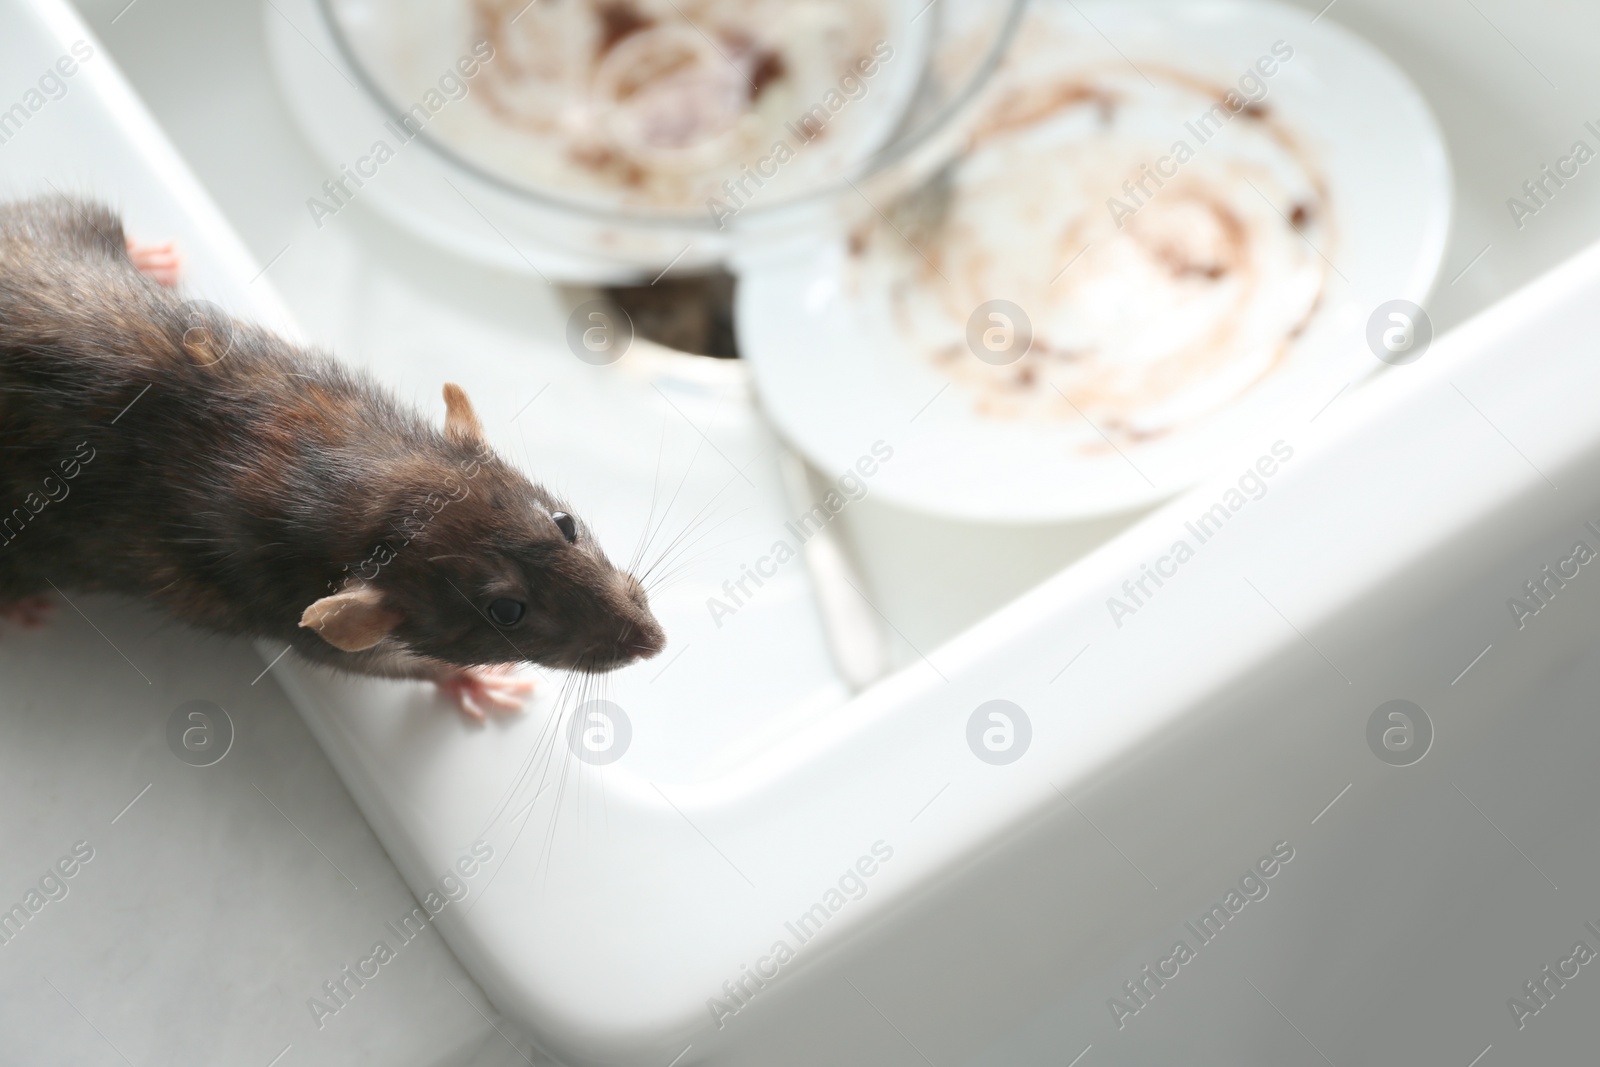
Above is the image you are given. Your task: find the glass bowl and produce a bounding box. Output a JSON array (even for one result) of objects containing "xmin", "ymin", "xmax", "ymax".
[{"xmin": 314, "ymin": 0, "xmax": 1027, "ymax": 275}]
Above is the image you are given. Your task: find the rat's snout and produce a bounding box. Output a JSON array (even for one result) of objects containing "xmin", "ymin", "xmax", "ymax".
[
  {"xmin": 619, "ymin": 575, "xmax": 666, "ymax": 662},
  {"xmin": 624, "ymin": 617, "xmax": 667, "ymax": 661}
]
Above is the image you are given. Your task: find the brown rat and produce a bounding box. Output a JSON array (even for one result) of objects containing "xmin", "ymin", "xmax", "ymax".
[{"xmin": 0, "ymin": 195, "xmax": 665, "ymax": 718}]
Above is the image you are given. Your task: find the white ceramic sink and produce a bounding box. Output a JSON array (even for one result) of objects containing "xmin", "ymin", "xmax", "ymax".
[{"xmin": 20, "ymin": 0, "xmax": 1600, "ymax": 1064}]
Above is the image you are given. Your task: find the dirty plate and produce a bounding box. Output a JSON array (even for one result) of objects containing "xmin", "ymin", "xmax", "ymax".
[{"xmin": 736, "ymin": 0, "xmax": 1451, "ymax": 521}]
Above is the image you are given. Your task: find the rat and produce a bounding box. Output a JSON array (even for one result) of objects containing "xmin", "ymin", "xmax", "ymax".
[{"xmin": 0, "ymin": 195, "xmax": 665, "ymax": 719}]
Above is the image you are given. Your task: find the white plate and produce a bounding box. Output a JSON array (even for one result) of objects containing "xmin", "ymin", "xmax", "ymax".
[{"xmin": 736, "ymin": 0, "xmax": 1452, "ymax": 522}]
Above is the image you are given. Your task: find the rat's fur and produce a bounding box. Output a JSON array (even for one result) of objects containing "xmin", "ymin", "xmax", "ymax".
[{"xmin": 0, "ymin": 196, "xmax": 663, "ymax": 681}]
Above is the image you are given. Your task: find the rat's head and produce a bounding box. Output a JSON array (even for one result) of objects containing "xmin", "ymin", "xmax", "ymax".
[{"xmin": 299, "ymin": 384, "xmax": 666, "ymax": 672}]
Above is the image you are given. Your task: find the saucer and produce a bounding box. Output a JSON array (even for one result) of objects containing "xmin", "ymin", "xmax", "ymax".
[{"xmin": 736, "ymin": 0, "xmax": 1452, "ymax": 521}]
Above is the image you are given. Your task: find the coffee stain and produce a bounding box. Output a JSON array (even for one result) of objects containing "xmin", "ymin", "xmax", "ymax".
[
  {"xmin": 749, "ymin": 49, "xmax": 787, "ymax": 100},
  {"xmin": 855, "ymin": 57, "xmax": 1335, "ymax": 449},
  {"xmin": 450, "ymin": 0, "xmax": 881, "ymax": 204},
  {"xmin": 596, "ymin": 1, "xmax": 653, "ymax": 56}
]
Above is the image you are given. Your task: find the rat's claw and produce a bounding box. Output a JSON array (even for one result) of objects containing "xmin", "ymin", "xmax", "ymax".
[
  {"xmin": 126, "ymin": 238, "xmax": 181, "ymax": 288},
  {"xmin": 0, "ymin": 594, "xmax": 55, "ymax": 631},
  {"xmin": 435, "ymin": 665, "xmax": 534, "ymax": 722}
]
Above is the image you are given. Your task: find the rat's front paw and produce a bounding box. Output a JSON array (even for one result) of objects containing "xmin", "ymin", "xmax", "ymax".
[
  {"xmin": 125, "ymin": 238, "xmax": 181, "ymax": 288},
  {"xmin": 0, "ymin": 594, "xmax": 55, "ymax": 631},
  {"xmin": 435, "ymin": 665, "xmax": 535, "ymax": 722}
]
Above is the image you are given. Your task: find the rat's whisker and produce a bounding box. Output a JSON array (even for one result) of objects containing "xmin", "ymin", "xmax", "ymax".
[
  {"xmin": 647, "ymin": 459, "xmax": 759, "ymax": 559},
  {"xmin": 640, "ymin": 472, "xmax": 737, "ymax": 573},
  {"xmin": 477, "ymin": 704, "xmax": 551, "ymax": 835},
  {"xmin": 628, "ymin": 418, "xmax": 671, "ymax": 573},
  {"xmin": 638, "ymin": 507, "xmax": 748, "ymax": 589},
  {"xmin": 630, "ymin": 436, "xmax": 705, "ymax": 575},
  {"xmin": 637, "ymin": 511, "xmax": 720, "ymax": 583},
  {"xmin": 643, "ymin": 538, "xmax": 744, "ymax": 597},
  {"xmin": 524, "ymin": 673, "xmax": 572, "ymax": 882}
]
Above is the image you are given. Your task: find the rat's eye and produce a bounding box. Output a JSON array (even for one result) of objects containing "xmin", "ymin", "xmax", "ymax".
[
  {"xmin": 552, "ymin": 511, "xmax": 577, "ymax": 543},
  {"xmin": 487, "ymin": 598, "xmax": 525, "ymax": 627}
]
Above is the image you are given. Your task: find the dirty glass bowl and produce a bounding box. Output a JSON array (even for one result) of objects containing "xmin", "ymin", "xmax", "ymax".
[{"xmin": 311, "ymin": 0, "xmax": 1026, "ymax": 275}]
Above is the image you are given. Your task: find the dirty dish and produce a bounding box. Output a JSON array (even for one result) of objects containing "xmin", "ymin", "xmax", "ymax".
[{"xmin": 736, "ymin": 0, "xmax": 1452, "ymax": 520}]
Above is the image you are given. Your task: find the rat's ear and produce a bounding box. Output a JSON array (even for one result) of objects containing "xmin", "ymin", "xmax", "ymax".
[
  {"xmin": 442, "ymin": 383, "xmax": 486, "ymax": 447},
  {"xmin": 300, "ymin": 585, "xmax": 402, "ymax": 652}
]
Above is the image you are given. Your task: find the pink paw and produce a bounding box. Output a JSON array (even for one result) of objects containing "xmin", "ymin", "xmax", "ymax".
[
  {"xmin": 0, "ymin": 594, "xmax": 54, "ymax": 631},
  {"xmin": 435, "ymin": 665, "xmax": 535, "ymax": 722},
  {"xmin": 126, "ymin": 238, "xmax": 181, "ymax": 288}
]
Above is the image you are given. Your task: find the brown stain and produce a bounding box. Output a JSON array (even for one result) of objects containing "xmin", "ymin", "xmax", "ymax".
[
  {"xmin": 469, "ymin": 0, "xmax": 550, "ymax": 132},
  {"xmin": 456, "ymin": 0, "xmax": 888, "ymax": 208},
  {"xmin": 596, "ymin": 1, "xmax": 653, "ymax": 56},
  {"xmin": 867, "ymin": 57, "xmax": 1338, "ymax": 447},
  {"xmin": 610, "ymin": 44, "xmax": 701, "ymax": 102},
  {"xmin": 1131, "ymin": 189, "xmax": 1246, "ymax": 282},
  {"xmin": 972, "ymin": 82, "xmax": 1119, "ymax": 145},
  {"xmin": 568, "ymin": 143, "xmax": 648, "ymax": 186},
  {"xmin": 749, "ymin": 49, "xmax": 786, "ymax": 100}
]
